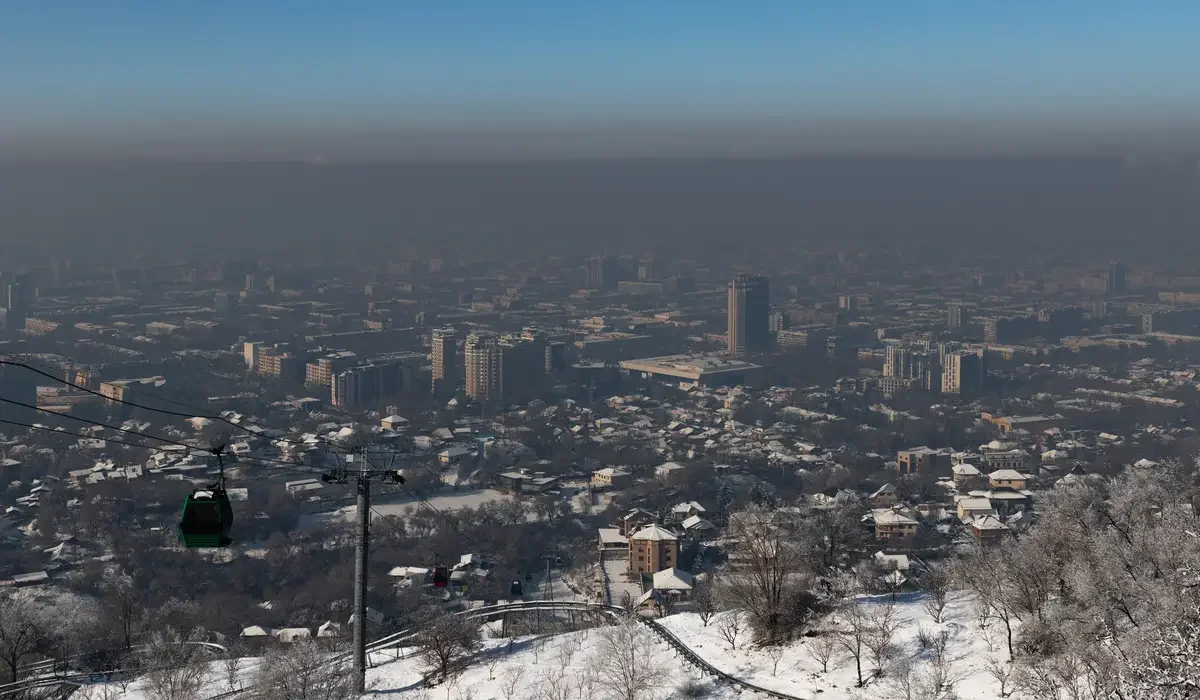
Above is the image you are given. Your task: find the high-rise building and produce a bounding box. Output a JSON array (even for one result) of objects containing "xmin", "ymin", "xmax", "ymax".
[
  {"xmin": 941, "ymin": 349, "xmax": 985, "ymax": 396},
  {"xmin": 500, "ymin": 330, "xmax": 547, "ymax": 402},
  {"xmin": 431, "ymin": 328, "xmax": 457, "ymax": 394},
  {"xmin": 545, "ymin": 341, "xmax": 567, "ymax": 375},
  {"xmin": 586, "ymin": 256, "xmax": 618, "ymax": 290},
  {"xmin": 838, "ymin": 294, "xmax": 858, "ymax": 314},
  {"xmin": 727, "ymin": 274, "xmax": 770, "ymax": 356},
  {"xmin": 464, "ymin": 332, "xmax": 501, "ymax": 402},
  {"xmin": 305, "ymin": 351, "xmax": 357, "ymax": 387},
  {"xmin": 0, "ymin": 362, "xmax": 37, "ymax": 425},
  {"xmin": 5, "ymin": 273, "xmax": 32, "ymax": 316},
  {"xmin": 331, "ymin": 360, "xmax": 409, "ymax": 408},
  {"xmin": 243, "ymin": 341, "xmax": 265, "ymax": 370},
  {"xmin": 256, "ymin": 347, "xmax": 298, "ymax": 380},
  {"xmin": 1108, "ymin": 261, "xmax": 1127, "ymax": 296},
  {"xmin": 947, "ymin": 304, "xmax": 966, "ymax": 329}
]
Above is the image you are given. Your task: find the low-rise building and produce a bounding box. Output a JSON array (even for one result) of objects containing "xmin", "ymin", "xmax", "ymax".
[
  {"xmin": 897, "ymin": 446, "xmax": 952, "ymax": 476},
  {"xmin": 629, "ymin": 524, "xmax": 679, "ymax": 574},
  {"xmin": 988, "ymin": 469, "xmax": 1028, "ymax": 489},
  {"xmin": 872, "ymin": 508, "xmax": 919, "ymax": 546},
  {"xmin": 592, "ymin": 467, "xmax": 633, "ymax": 489}
]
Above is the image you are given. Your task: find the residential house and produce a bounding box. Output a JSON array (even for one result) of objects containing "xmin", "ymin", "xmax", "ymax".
[
  {"xmin": 969, "ymin": 514, "xmax": 1010, "ymax": 542},
  {"xmin": 956, "ymin": 497, "xmax": 996, "ymax": 521},
  {"xmin": 629, "ymin": 524, "xmax": 679, "ymax": 574},
  {"xmin": 870, "ymin": 483, "xmax": 899, "ymax": 508},
  {"xmin": 274, "ymin": 628, "xmax": 313, "ymax": 643},
  {"xmin": 897, "ymin": 447, "xmax": 952, "ymax": 476},
  {"xmin": 680, "ymin": 514, "xmax": 715, "ymax": 536},
  {"xmin": 655, "ymin": 461, "xmax": 688, "ymax": 486},
  {"xmin": 951, "ymin": 463, "xmax": 986, "ymax": 491},
  {"xmin": 619, "ymin": 508, "xmax": 657, "ymax": 536},
  {"xmin": 598, "ymin": 528, "xmax": 629, "ymax": 557},
  {"xmin": 974, "ymin": 488, "xmax": 1033, "ymax": 516},
  {"xmin": 988, "ymin": 469, "xmax": 1028, "ymax": 489},
  {"xmin": 498, "ymin": 471, "xmax": 528, "ymax": 493},
  {"xmin": 670, "ymin": 501, "xmax": 706, "ymax": 520},
  {"xmin": 982, "ymin": 447, "xmax": 1030, "ymax": 472},
  {"xmin": 650, "ymin": 567, "xmax": 694, "ymax": 599},
  {"xmin": 592, "ymin": 467, "xmax": 633, "ymax": 490},
  {"xmin": 871, "ymin": 508, "xmax": 919, "ymax": 546}
]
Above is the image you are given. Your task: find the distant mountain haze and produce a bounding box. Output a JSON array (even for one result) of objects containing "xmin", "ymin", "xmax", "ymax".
[{"xmin": 0, "ymin": 158, "xmax": 1196, "ymax": 265}]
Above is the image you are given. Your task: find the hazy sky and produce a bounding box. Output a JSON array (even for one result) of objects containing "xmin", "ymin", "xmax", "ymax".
[{"xmin": 2, "ymin": 1, "xmax": 1199, "ymax": 160}]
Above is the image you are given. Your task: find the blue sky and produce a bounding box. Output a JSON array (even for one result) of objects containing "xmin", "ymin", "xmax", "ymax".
[{"xmin": 1, "ymin": 1, "xmax": 1197, "ymax": 158}]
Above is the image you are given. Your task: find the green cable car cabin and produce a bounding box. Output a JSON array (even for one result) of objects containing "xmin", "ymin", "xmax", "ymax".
[{"xmin": 179, "ymin": 487, "xmax": 233, "ymax": 548}]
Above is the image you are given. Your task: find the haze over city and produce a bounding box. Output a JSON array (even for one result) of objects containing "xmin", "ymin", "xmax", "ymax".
[{"xmin": 4, "ymin": 5, "xmax": 1200, "ymax": 700}]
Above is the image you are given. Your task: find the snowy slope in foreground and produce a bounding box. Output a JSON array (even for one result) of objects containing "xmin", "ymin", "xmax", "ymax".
[
  {"xmin": 87, "ymin": 591, "xmax": 1012, "ymax": 699},
  {"xmin": 657, "ymin": 591, "xmax": 1010, "ymax": 700}
]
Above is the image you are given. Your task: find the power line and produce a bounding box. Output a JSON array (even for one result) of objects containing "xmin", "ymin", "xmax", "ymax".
[
  {"xmin": 0, "ymin": 416, "xmax": 396, "ymax": 478},
  {"xmin": 0, "ymin": 397, "xmax": 208, "ymax": 452},
  {"xmin": 0, "ymin": 356, "xmax": 351, "ymax": 451}
]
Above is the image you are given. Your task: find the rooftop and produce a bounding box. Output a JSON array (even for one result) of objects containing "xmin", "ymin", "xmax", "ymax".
[{"xmin": 619, "ymin": 354, "xmax": 763, "ymax": 380}]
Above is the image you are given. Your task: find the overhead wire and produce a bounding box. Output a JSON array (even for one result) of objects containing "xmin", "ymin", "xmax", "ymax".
[
  {"xmin": 0, "ymin": 355, "xmax": 362, "ymax": 452},
  {"xmin": 3, "ymin": 353, "xmax": 544, "ymax": 573}
]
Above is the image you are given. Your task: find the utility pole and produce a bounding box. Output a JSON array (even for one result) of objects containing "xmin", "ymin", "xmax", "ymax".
[
  {"xmin": 352, "ymin": 447, "xmax": 369, "ymax": 695},
  {"xmin": 321, "ymin": 445, "xmax": 403, "ymax": 696}
]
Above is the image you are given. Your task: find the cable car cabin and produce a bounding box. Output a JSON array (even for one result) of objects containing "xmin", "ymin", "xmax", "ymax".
[
  {"xmin": 179, "ymin": 488, "xmax": 233, "ymax": 548},
  {"xmin": 432, "ymin": 566, "xmax": 449, "ymax": 589},
  {"xmin": 510, "ymin": 580, "xmax": 523, "ymax": 597}
]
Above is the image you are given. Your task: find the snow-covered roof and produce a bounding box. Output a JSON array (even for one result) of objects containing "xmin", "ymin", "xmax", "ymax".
[
  {"xmin": 652, "ymin": 567, "xmax": 694, "ymax": 591},
  {"xmin": 988, "ymin": 469, "xmax": 1026, "ymax": 480},
  {"xmin": 631, "ymin": 524, "xmax": 677, "ymax": 542}
]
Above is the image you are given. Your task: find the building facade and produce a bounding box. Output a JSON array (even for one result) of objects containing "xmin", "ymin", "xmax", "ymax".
[
  {"xmin": 727, "ymin": 274, "xmax": 769, "ymax": 356},
  {"xmin": 629, "ymin": 524, "xmax": 679, "ymax": 574},
  {"xmin": 431, "ymin": 328, "xmax": 457, "ymax": 394},
  {"xmin": 464, "ymin": 332, "xmax": 501, "ymax": 401}
]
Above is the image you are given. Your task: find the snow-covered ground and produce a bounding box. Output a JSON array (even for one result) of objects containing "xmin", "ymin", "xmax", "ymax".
[
  {"xmin": 299, "ymin": 489, "xmax": 513, "ymax": 529},
  {"xmin": 74, "ymin": 591, "xmax": 1014, "ymax": 700},
  {"xmin": 601, "ymin": 556, "xmax": 643, "ymax": 607},
  {"xmin": 658, "ymin": 591, "xmax": 1009, "ymax": 700}
]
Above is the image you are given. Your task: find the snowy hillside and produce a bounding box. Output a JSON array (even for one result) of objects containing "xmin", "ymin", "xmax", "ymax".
[{"xmin": 78, "ymin": 592, "xmax": 1014, "ymax": 700}]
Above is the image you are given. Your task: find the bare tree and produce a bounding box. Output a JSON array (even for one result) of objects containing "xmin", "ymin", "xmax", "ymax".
[
  {"xmin": 716, "ymin": 610, "xmax": 744, "ymax": 651},
  {"xmin": 251, "ymin": 640, "xmax": 356, "ymax": 700},
  {"xmin": 808, "ymin": 499, "xmax": 865, "ymax": 572},
  {"xmin": 765, "ymin": 644, "xmax": 784, "ymax": 676},
  {"xmin": 837, "ymin": 599, "xmax": 869, "ymax": 688},
  {"xmin": 221, "ymin": 642, "xmax": 244, "ymax": 693},
  {"xmin": 535, "ymin": 664, "xmax": 574, "ymax": 700},
  {"xmin": 591, "ymin": 619, "xmax": 668, "ymax": 700},
  {"xmin": 985, "ymin": 655, "xmax": 1014, "ymax": 697},
  {"xmin": 575, "ymin": 664, "xmax": 599, "ymax": 700},
  {"xmin": 415, "ymin": 611, "xmax": 481, "ymax": 681},
  {"xmin": 918, "ymin": 564, "xmax": 951, "ymax": 624},
  {"xmin": 806, "ymin": 631, "xmax": 840, "ymax": 673},
  {"xmin": 499, "ymin": 666, "xmax": 526, "ymax": 700},
  {"xmin": 865, "ymin": 600, "xmax": 902, "ymax": 678},
  {"xmin": 691, "ymin": 575, "xmax": 718, "ymax": 627},
  {"xmin": 485, "ymin": 655, "xmax": 502, "ymax": 681},
  {"xmin": 723, "ymin": 506, "xmax": 818, "ymax": 643},
  {"xmin": 141, "ymin": 627, "xmax": 210, "ymax": 700},
  {"xmin": 887, "ymin": 657, "xmax": 960, "ymax": 700},
  {"xmin": 0, "ymin": 597, "xmax": 42, "ymax": 684}
]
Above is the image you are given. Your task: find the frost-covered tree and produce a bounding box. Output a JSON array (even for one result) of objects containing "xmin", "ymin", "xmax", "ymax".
[
  {"xmin": 591, "ymin": 619, "xmax": 667, "ymax": 700},
  {"xmin": 976, "ymin": 458, "xmax": 1200, "ymax": 699}
]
